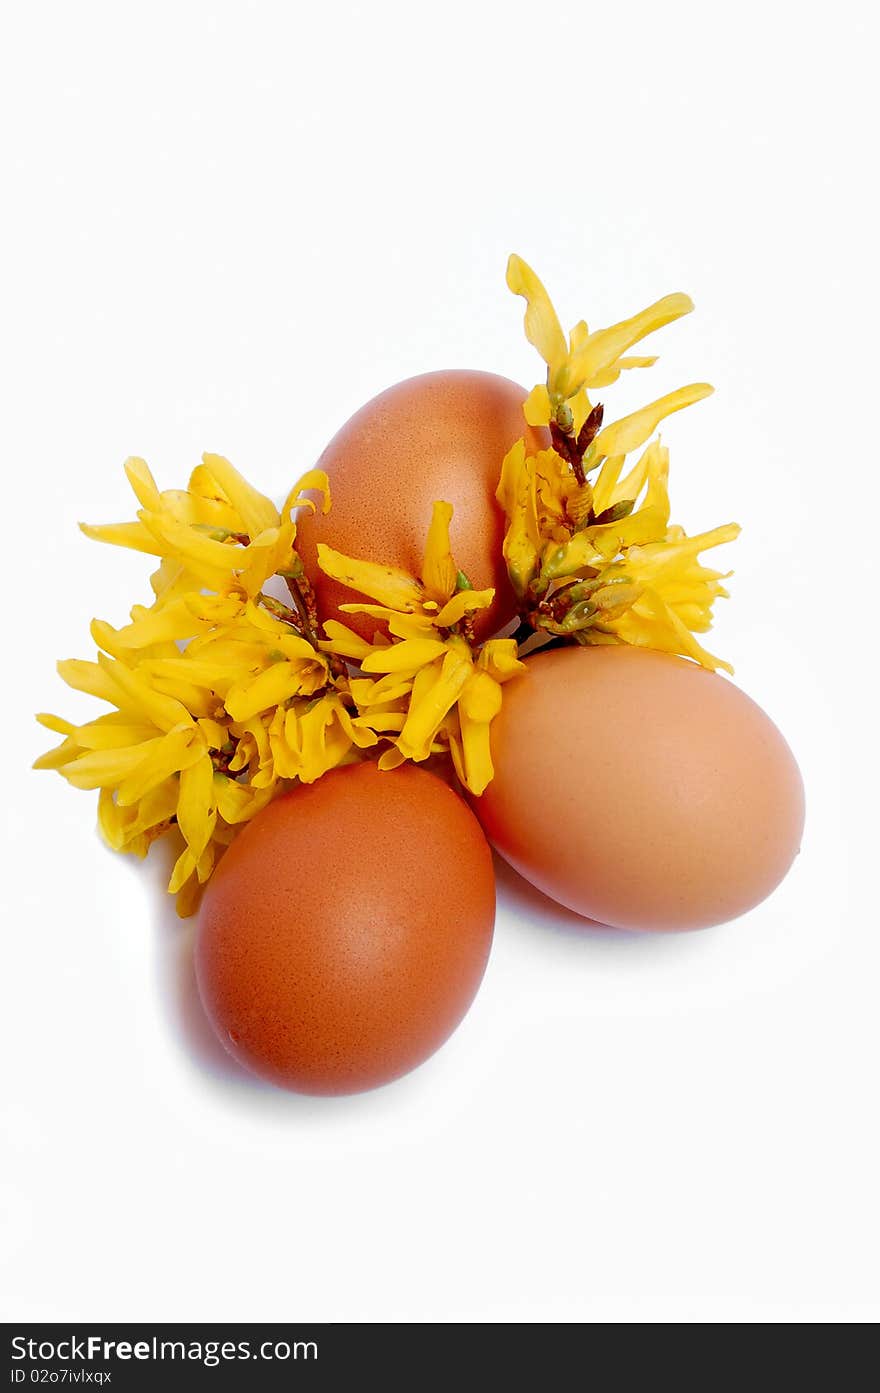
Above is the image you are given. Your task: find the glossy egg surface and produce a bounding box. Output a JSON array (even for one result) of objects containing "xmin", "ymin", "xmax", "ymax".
[
  {"xmin": 476, "ymin": 645, "xmax": 805, "ymax": 931},
  {"xmin": 196, "ymin": 762, "xmax": 496, "ymax": 1093},
  {"xmin": 296, "ymin": 369, "xmax": 545, "ymax": 641}
]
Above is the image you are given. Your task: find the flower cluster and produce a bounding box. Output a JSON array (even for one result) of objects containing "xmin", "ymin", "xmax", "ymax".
[
  {"xmin": 317, "ymin": 501, "xmax": 524, "ymax": 796},
  {"xmin": 500, "ymin": 256, "xmax": 739, "ymax": 670},
  {"xmin": 35, "ymin": 256, "xmax": 740, "ymax": 911},
  {"xmin": 35, "ymin": 455, "xmax": 378, "ymax": 913}
]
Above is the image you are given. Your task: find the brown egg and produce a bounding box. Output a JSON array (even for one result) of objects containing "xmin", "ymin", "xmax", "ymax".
[
  {"xmin": 296, "ymin": 369, "xmax": 545, "ymax": 642},
  {"xmin": 196, "ymin": 762, "xmax": 495, "ymax": 1094},
  {"xmin": 476, "ymin": 646, "xmax": 805, "ymax": 931}
]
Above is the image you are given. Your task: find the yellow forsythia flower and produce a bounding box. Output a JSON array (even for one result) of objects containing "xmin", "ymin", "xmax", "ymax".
[
  {"xmin": 318, "ymin": 502, "xmax": 524, "ymax": 794},
  {"xmin": 35, "ymin": 455, "xmax": 374, "ymax": 914},
  {"xmin": 506, "ymin": 253, "xmax": 699, "ymax": 434},
  {"xmin": 501, "ymin": 256, "xmax": 739, "ymax": 672}
]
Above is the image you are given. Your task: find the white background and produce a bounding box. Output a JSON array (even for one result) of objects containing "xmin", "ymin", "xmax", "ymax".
[{"xmin": 1, "ymin": 0, "xmax": 877, "ymax": 1324}]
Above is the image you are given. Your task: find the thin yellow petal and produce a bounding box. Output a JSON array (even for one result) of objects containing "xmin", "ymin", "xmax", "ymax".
[
  {"xmin": 397, "ymin": 646, "xmax": 472, "ymax": 761},
  {"xmin": 225, "ymin": 661, "xmax": 323, "ymax": 722},
  {"xmin": 79, "ymin": 520, "xmax": 166, "ymax": 556},
  {"xmin": 317, "ymin": 544, "xmax": 423, "ymax": 611},
  {"xmin": 168, "ymin": 846, "xmax": 197, "ymax": 896},
  {"xmin": 281, "ymin": 469, "xmax": 331, "ymax": 519},
  {"xmin": 563, "ymin": 293, "xmax": 694, "ymax": 396},
  {"xmin": 117, "ymin": 725, "xmax": 204, "ymax": 806},
  {"xmin": 522, "ymin": 384, "xmax": 552, "ymax": 427},
  {"xmin": 479, "ymin": 639, "xmax": 526, "ymax": 682},
  {"xmin": 138, "ymin": 508, "xmax": 243, "ymax": 575},
  {"xmin": 497, "ymin": 438, "xmax": 526, "ymax": 518},
  {"xmin": 506, "ymin": 254, "xmax": 568, "ymax": 379},
  {"xmin": 594, "ymin": 384, "xmax": 714, "ymax": 459},
  {"xmin": 123, "ymin": 457, "xmax": 161, "ymax": 510},
  {"xmin": 434, "ymin": 588, "xmax": 495, "ymax": 628},
  {"xmin": 457, "ymin": 675, "xmax": 501, "ymax": 796},
  {"xmin": 378, "ymin": 745, "xmax": 407, "ymax": 772},
  {"xmin": 360, "ymin": 637, "xmax": 448, "ymax": 674},
  {"xmin": 64, "ymin": 717, "xmax": 158, "ymax": 750},
  {"xmin": 62, "ymin": 742, "xmax": 158, "ymax": 791},
  {"xmin": 110, "ymin": 601, "xmax": 206, "ymax": 650},
  {"xmin": 591, "ymin": 455, "xmax": 625, "ymax": 515},
  {"xmin": 349, "ymin": 673, "xmax": 416, "ymax": 707},
  {"xmin": 177, "ymin": 754, "xmax": 217, "ymax": 859},
  {"xmin": 459, "ymin": 670, "xmax": 502, "ymax": 723},
  {"xmin": 215, "ymin": 777, "xmax": 275, "ymax": 824},
  {"xmin": 338, "ymin": 605, "xmax": 433, "ymax": 641},
  {"xmin": 57, "ymin": 658, "xmax": 129, "ymax": 707},
  {"xmin": 318, "ymin": 621, "xmax": 375, "ymax": 661},
  {"xmin": 33, "ymin": 736, "xmax": 82, "ymax": 771},
  {"xmin": 588, "ymin": 355, "xmax": 658, "ymax": 389},
  {"xmin": 422, "ymin": 500, "xmax": 459, "ymax": 603},
  {"xmin": 35, "ymin": 713, "xmax": 76, "ymax": 736},
  {"xmin": 97, "ymin": 653, "xmax": 192, "ymax": 733},
  {"xmin": 200, "ymin": 452, "xmax": 280, "ymax": 537}
]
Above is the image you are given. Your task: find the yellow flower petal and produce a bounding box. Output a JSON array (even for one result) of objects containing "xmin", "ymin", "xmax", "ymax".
[
  {"xmin": 237, "ymin": 524, "xmax": 297, "ymax": 597},
  {"xmin": 378, "ymin": 745, "xmax": 407, "ymax": 772},
  {"xmin": 499, "ymin": 447, "xmax": 542, "ymax": 598},
  {"xmin": 459, "ymin": 669, "xmax": 502, "ymax": 723},
  {"xmin": 35, "ymin": 713, "xmax": 76, "ymax": 737},
  {"xmin": 397, "ymin": 646, "xmax": 472, "ymax": 761},
  {"xmin": 497, "ymin": 438, "xmax": 526, "ymax": 518},
  {"xmin": 128, "ymin": 780, "xmax": 181, "ymax": 836},
  {"xmin": 318, "ymin": 621, "xmax": 375, "ymax": 661},
  {"xmin": 154, "ymin": 488, "xmax": 243, "ymax": 532},
  {"xmin": 338, "ymin": 606, "xmax": 433, "ymax": 640},
  {"xmin": 333, "ymin": 704, "xmax": 380, "ymax": 749},
  {"xmin": 177, "ymin": 753, "xmax": 217, "ymax": 860},
  {"xmin": 479, "ymin": 639, "xmax": 526, "ymax": 681},
  {"xmin": 175, "ymin": 868, "xmax": 207, "ymax": 918},
  {"xmin": 281, "ymin": 469, "xmax": 331, "ymax": 520},
  {"xmin": 297, "ymin": 695, "xmax": 355, "ymax": 782},
  {"xmin": 433, "ymin": 587, "xmax": 495, "ymax": 628},
  {"xmin": 562, "ymin": 293, "xmax": 694, "ymax": 396},
  {"xmin": 97, "ymin": 653, "xmax": 192, "ymax": 733},
  {"xmin": 225, "ymin": 661, "xmax": 319, "ymax": 722},
  {"xmin": 591, "ymin": 455, "xmax": 625, "ymax": 515},
  {"xmin": 149, "ymin": 558, "xmax": 199, "ymax": 607},
  {"xmin": 360, "ymin": 637, "xmax": 448, "ymax": 674},
  {"xmin": 606, "ymin": 590, "xmax": 733, "ymax": 674},
  {"xmin": 57, "ymin": 658, "xmax": 130, "ymax": 708},
  {"xmin": 348, "ymin": 673, "xmax": 417, "ymax": 707},
  {"xmin": 215, "ymin": 777, "xmax": 275, "ymax": 824},
  {"xmin": 352, "ymin": 710, "xmax": 407, "ymax": 734},
  {"xmin": 168, "ymin": 845, "xmax": 197, "ymax": 896},
  {"xmin": 62, "ymin": 717, "xmax": 158, "ymax": 751},
  {"xmin": 117, "ymin": 725, "xmax": 204, "ymax": 806},
  {"xmin": 200, "ymin": 453, "xmax": 280, "ymax": 538},
  {"xmin": 422, "ymin": 501, "xmax": 458, "ymax": 603},
  {"xmin": 317, "ymin": 544, "xmax": 424, "ymax": 611},
  {"xmin": 123, "ymin": 457, "xmax": 162, "ymax": 510},
  {"xmin": 79, "ymin": 520, "xmax": 166, "ymax": 556},
  {"xmin": 506, "ymin": 254, "xmax": 568, "ymax": 382},
  {"xmin": 107, "ymin": 600, "xmax": 208, "ymax": 651},
  {"xmin": 522, "ymin": 385, "xmax": 552, "ymax": 427},
  {"xmin": 587, "ymin": 355, "xmax": 658, "ymax": 389},
  {"xmin": 33, "ymin": 736, "xmax": 83, "ymax": 771},
  {"xmin": 593, "ymin": 384, "xmax": 714, "ymax": 459},
  {"xmin": 62, "ymin": 742, "xmax": 160, "ymax": 791},
  {"xmin": 138, "ymin": 508, "xmax": 243, "ymax": 580},
  {"xmin": 198, "ymin": 717, "xmax": 229, "ymax": 749}
]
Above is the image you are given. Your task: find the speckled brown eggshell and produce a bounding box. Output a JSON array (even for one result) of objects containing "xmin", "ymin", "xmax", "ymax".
[
  {"xmin": 196, "ymin": 762, "xmax": 496, "ymax": 1094},
  {"xmin": 295, "ymin": 369, "xmax": 547, "ymax": 642},
  {"xmin": 475, "ymin": 645, "xmax": 805, "ymax": 932}
]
